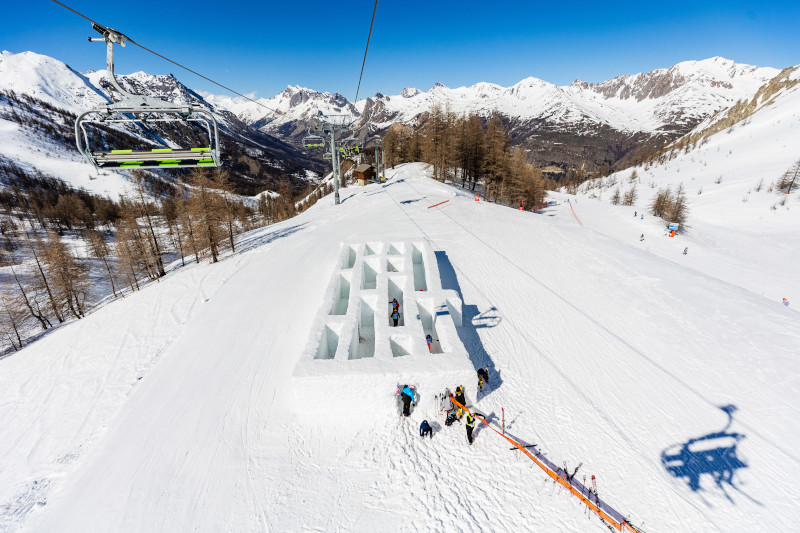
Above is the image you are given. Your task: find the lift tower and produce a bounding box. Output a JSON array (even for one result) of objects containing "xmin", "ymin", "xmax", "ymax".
[{"xmin": 315, "ymin": 114, "xmax": 352, "ymax": 205}]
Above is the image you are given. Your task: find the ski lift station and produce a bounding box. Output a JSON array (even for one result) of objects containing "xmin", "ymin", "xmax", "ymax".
[{"xmin": 294, "ymin": 241, "xmax": 477, "ymax": 413}]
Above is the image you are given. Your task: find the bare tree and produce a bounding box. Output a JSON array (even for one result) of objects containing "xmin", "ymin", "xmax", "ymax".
[
  {"xmin": 1, "ymin": 291, "xmax": 28, "ymax": 351},
  {"xmin": 44, "ymin": 231, "xmax": 88, "ymax": 319},
  {"xmin": 778, "ymin": 159, "xmax": 800, "ymax": 194},
  {"xmin": 87, "ymin": 229, "xmax": 119, "ymax": 298},
  {"xmin": 9, "ymin": 265, "xmax": 51, "ymax": 330}
]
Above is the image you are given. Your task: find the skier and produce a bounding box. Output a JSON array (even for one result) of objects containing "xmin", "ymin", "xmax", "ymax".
[
  {"xmin": 400, "ymin": 384, "xmax": 416, "ymax": 417},
  {"xmin": 634, "ymin": 211, "xmax": 637, "ymax": 217},
  {"xmin": 465, "ymin": 412, "xmax": 476, "ymax": 445},
  {"xmin": 419, "ymin": 420, "xmax": 433, "ymax": 439},
  {"xmin": 640, "ymin": 233, "xmax": 645, "ymax": 241},
  {"xmin": 683, "ymin": 247, "xmax": 688, "ymax": 255},
  {"xmin": 640, "ymin": 214, "xmax": 644, "ymax": 220},
  {"xmin": 425, "ymin": 334, "xmax": 437, "ymax": 352},
  {"xmin": 783, "ymin": 298, "xmax": 790, "ymax": 306},
  {"xmin": 477, "ymin": 365, "xmax": 489, "ymax": 391},
  {"xmin": 391, "ymin": 308, "xmax": 400, "ymax": 327}
]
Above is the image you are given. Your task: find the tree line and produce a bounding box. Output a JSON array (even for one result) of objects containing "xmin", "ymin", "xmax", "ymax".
[
  {"xmin": 0, "ymin": 160, "xmax": 304, "ymax": 353},
  {"xmin": 382, "ymin": 104, "xmax": 552, "ymax": 209}
]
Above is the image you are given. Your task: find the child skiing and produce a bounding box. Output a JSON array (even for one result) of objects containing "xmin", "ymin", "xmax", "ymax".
[
  {"xmin": 425, "ymin": 334, "xmax": 438, "ymax": 351},
  {"xmin": 419, "ymin": 420, "xmax": 433, "ymax": 439},
  {"xmin": 683, "ymin": 247, "xmax": 688, "ymax": 255}
]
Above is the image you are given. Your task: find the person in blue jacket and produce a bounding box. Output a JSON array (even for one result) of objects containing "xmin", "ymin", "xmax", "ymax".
[
  {"xmin": 400, "ymin": 384, "xmax": 416, "ymax": 416},
  {"xmin": 419, "ymin": 420, "xmax": 432, "ymax": 439},
  {"xmin": 391, "ymin": 308, "xmax": 400, "ymax": 327}
]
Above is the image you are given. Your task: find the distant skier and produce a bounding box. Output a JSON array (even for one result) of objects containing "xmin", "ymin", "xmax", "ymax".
[
  {"xmin": 783, "ymin": 298, "xmax": 790, "ymax": 306},
  {"xmin": 477, "ymin": 366, "xmax": 489, "ymax": 391},
  {"xmin": 400, "ymin": 384, "xmax": 416, "ymax": 417},
  {"xmin": 634, "ymin": 211, "xmax": 637, "ymax": 217},
  {"xmin": 391, "ymin": 308, "xmax": 400, "ymax": 327},
  {"xmin": 419, "ymin": 420, "xmax": 433, "ymax": 439},
  {"xmin": 640, "ymin": 214, "xmax": 644, "ymax": 220},
  {"xmin": 683, "ymin": 247, "xmax": 688, "ymax": 255},
  {"xmin": 426, "ymin": 334, "xmax": 438, "ymax": 351},
  {"xmin": 640, "ymin": 233, "xmax": 645, "ymax": 241},
  {"xmin": 465, "ymin": 412, "xmax": 476, "ymax": 445}
]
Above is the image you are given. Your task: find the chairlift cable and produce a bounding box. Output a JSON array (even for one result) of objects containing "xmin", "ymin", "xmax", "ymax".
[
  {"xmin": 353, "ymin": 0, "xmax": 379, "ymax": 104},
  {"xmin": 49, "ymin": 0, "xmax": 283, "ymax": 115}
]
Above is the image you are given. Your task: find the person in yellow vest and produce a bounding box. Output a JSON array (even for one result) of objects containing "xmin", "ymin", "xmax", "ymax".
[{"xmin": 465, "ymin": 412, "xmax": 476, "ymax": 445}]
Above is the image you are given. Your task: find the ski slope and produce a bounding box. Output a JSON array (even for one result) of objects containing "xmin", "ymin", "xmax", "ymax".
[{"xmin": 1, "ymin": 163, "xmax": 798, "ymax": 532}]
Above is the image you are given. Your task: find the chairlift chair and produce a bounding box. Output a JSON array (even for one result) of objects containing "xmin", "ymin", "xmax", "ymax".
[
  {"xmin": 75, "ymin": 24, "xmax": 221, "ymax": 170},
  {"xmin": 302, "ymin": 133, "xmax": 326, "ymax": 149}
]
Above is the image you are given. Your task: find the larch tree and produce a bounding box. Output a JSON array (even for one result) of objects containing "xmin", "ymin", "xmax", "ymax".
[{"xmin": 87, "ymin": 229, "xmax": 119, "ymax": 298}]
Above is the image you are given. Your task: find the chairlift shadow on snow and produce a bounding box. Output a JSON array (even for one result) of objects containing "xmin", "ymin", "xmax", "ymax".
[
  {"xmin": 435, "ymin": 251, "xmax": 503, "ymax": 399},
  {"xmin": 231, "ymin": 222, "xmax": 309, "ymax": 257},
  {"xmin": 382, "ymin": 178, "xmax": 405, "ymax": 188},
  {"xmin": 661, "ymin": 405, "xmax": 761, "ymax": 506},
  {"xmin": 400, "ymin": 198, "xmax": 422, "ymax": 204}
]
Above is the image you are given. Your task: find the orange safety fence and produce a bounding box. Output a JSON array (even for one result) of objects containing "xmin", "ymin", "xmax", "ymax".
[
  {"xmin": 450, "ymin": 396, "xmax": 643, "ymax": 532},
  {"xmin": 567, "ymin": 198, "xmax": 584, "ymax": 227},
  {"xmin": 428, "ymin": 200, "xmax": 450, "ymax": 209}
]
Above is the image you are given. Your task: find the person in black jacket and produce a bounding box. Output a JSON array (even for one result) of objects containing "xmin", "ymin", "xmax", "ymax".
[
  {"xmin": 465, "ymin": 412, "xmax": 476, "ymax": 445},
  {"xmin": 454, "ymin": 386, "xmax": 466, "ymax": 419},
  {"xmin": 477, "ymin": 366, "xmax": 489, "ymax": 391}
]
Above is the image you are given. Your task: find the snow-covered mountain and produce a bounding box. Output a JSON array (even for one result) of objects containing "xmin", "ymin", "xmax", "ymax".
[
  {"xmin": 0, "ymin": 50, "xmax": 321, "ymax": 198},
  {"xmin": 208, "ymin": 57, "xmax": 780, "ymax": 169}
]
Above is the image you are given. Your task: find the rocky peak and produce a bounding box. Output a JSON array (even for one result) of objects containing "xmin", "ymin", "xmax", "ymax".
[{"xmin": 400, "ymin": 87, "xmax": 420, "ymax": 98}]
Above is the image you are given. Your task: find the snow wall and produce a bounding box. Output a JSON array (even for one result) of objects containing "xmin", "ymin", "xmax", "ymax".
[{"xmin": 294, "ymin": 241, "xmax": 477, "ymax": 414}]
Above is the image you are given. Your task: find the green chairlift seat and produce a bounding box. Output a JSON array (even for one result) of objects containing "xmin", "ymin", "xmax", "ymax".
[{"xmin": 302, "ymin": 134, "xmax": 326, "ymax": 149}]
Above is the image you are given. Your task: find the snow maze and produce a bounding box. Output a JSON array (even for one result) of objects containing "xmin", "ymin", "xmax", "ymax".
[{"xmin": 294, "ymin": 241, "xmax": 477, "ymax": 414}]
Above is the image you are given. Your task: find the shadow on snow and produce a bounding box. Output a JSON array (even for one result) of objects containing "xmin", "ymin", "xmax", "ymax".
[
  {"xmin": 661, "ymin": 405, "xmax": 760, "ymax": 505},
  {"xmin": 435, "ymin": 250, "xmax": 503, "ymax": 400}
]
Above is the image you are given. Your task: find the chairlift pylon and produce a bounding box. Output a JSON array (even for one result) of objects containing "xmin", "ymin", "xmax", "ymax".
[{"xmin": 74, "ymin": 23, "xmax": 221, "ymax": 170}]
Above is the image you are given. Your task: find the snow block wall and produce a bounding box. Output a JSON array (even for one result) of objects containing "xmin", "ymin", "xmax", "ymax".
[{"xmin": 294, "ymin": 241, "xmax": 477, "ymax": 414}]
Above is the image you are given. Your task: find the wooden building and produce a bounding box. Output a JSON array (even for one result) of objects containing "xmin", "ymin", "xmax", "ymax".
[{"xmin": 355, "ymin": 164, "xmax": 375, "ymax": 186}]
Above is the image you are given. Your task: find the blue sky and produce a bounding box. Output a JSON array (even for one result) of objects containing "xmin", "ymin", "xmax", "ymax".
[{"xmin": 2, "ymin": 0, "xmax": 799, "ymax": 100}]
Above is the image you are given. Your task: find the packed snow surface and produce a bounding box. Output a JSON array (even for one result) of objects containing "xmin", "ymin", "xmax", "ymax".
[
  {"xmin": 576, "ymin": 64, "xmax": 800, "ymax": 307},
  {"xmin": 1, "ymin": 164, "xmax": 799, "ymax": 532}
]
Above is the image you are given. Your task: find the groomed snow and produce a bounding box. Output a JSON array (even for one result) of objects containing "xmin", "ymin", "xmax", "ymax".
[
  {"xmin": 575, "ymin": 67, "xmax": 800, "ymax": 307},
  {"xmin": 1, "ymin": 163, "xmax": 798, "ymax": 532}
]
